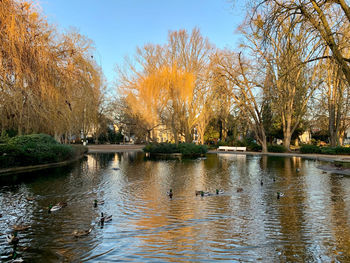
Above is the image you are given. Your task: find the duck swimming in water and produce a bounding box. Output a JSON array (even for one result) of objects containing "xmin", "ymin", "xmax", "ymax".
[
  {"xmin": 48, "ymin": 202, "xmax": 67, "ymax": 213},
  {"xmin": 277, "ymin": 192, "xmax": 284, "ymax": 199},
  {"xmin": 100, "ymin": 212, "xmax": 112, "ymax": 225},
  {"xmin": 7, "ymin": 232, "xmax": 19, "ymax": 246},
  {"xmin": 73, "ymin": 228, "xmax": 92, "ymax": 238},
  {"xmin": 94, "ymin": 200, "xmax": 104, "ymax": 207},
  {"xmin": 12, "ymin": 225, "xmax": 31, "ymax": 231},
  {"xmin": 167, "ymin": 189, "xmax": 173, "ymax": 198},
  {"xmin": 216, "ymin": 189, "xmax": 224, "ymax": 195},
  {"xmin": 236, "ymin": 188, "xmax": 243, "ymax": 193}
]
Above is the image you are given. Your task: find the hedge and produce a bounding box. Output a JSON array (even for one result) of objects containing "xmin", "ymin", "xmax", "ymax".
[
  {"xmin": 0, "ymin": 134, "xmax": 87, "ymax": 169},
  {"xmin": 143, "ymin": 143, "xmax": 207, "ymax": 157},
  {"xmin": 300, "ymin": 144, "xmax": 350, "ymax": 155}
]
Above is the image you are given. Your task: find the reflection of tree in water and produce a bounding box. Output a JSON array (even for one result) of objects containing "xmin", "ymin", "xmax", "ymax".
[
  {"xmin": 329, "ymin": 176, "xmax": 350, "ymax": 260},
  {"xmin": 87, "ymin": 153, "xmax": 114, "ymax": 169},
  {"xmin": 276, "ymin": 157, "xmax": 308, "ymax": 262}
]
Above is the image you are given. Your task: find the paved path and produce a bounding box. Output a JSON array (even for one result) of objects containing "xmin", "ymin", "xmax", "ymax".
[{"xmin": 87, "ymin": 144, "xmax": 145, "ymax": 153}]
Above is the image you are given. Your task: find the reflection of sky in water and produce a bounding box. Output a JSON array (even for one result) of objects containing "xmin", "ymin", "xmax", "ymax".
[{"xmin": 1, "ymin": 153, "xmax": 350, "ymax": 262}]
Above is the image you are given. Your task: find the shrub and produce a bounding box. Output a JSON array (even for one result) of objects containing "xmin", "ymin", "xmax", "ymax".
[
  {"xmin": 0, "ymin": 134, "xmax": 85, "ymax": 169},
  {"xmin": 143, "ymin": 143, "xmax": 207, "ymax": 157},
  {"xmin": 300, "ymin": 144, "xmax": 321, "ymax": 154},
  {"xmin": 268, "ymin": 144, "xmax": 287, "ymax": 153}
]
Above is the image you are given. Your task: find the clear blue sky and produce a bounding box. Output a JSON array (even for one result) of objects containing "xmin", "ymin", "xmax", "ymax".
[{"xmin": 39, "ymin": 0, "xmax": 246, "ymax": 85}]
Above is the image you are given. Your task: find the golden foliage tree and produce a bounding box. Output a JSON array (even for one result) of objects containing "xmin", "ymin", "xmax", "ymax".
[{"xmin": 0, "ymin": 0, "xmax": 102, "ymax": 141}]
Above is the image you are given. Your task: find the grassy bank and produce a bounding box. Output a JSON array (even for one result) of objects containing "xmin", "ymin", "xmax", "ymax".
[
  {"xmin": 0, "ymin": 134, "xmax": 87, "ymax": 169},
  {"xmin": 143, "ymin": 143, "xmax": 208, "ymax": 157}
]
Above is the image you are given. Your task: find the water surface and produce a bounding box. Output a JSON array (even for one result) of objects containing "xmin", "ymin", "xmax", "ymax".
[{"xmin": 1, "ymin": 152, "xmax": 350, "ymax": 262}]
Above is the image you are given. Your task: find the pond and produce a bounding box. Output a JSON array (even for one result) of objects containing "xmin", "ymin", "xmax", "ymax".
[{"xmin": 1, "ymin": 152, "xmax": 350, "ymax": 262}]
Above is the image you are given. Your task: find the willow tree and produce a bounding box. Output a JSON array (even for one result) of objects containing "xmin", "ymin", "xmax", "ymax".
[
  {"xmin": 118, "ymin": 28, "xmax": 214, "ymax": 144},
  {"xmin": 0, "ymin": 0, "xmax": 102, "ymax": 140}
]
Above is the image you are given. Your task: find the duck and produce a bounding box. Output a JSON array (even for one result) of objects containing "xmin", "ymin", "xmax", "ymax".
[
  {"xmin": 260, "ymin": 179, "xmax": 263, "ymax": 186},
  {"xmin": 216, "ymin": 189, "xmax": 224, "ymax": 195},
  {"xmin": 25, "ymin": 196, "xmax": 35, "ymax": 201},
  {"xmin": 7, "ymin": 232, "xmax": 19, "ymax": 246},
  {"xmin": 100, "ymin": 212, "xmax": 112, "ymax": 225},
  {"xmin": 73, "ymin": 228, "xmax": 92, "ymax": 238},
  {"xmin": 94, "ymin": 200, "xmax": 104, "ymax": 207},
  {"xmin": 195, "ymin": 190, "xmax": 202, "ymax": 196},
  {"xmin": 296, "ymin": 168, "xmax": 300, "ymax": 172},
  {"xmin": 112, "ymin": 167, "xmax": 120, "ymax": 171},
  {"xmin": 200, "ymin": 191, "xmax": 212, "ymax": 197},
  {"xmin": 12, "ymin": 225, "xmax": 31, "ymax": 231},
  {"xmin": 237, "ymin": 188, "xmax": 243, "ymax": 193},
  {"xmin": 48, "ymin": 202, "xmax": 67, "ymax": 213},
  {"xmin": 277, "ymin": 192, "xmax": 284, "ymax": 199},
  {"xmin": 167, "ymin": 189, "xmax": 173, "ymax": 198}
]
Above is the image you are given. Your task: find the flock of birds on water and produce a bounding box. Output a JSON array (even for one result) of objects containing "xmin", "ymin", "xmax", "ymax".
[
  {"xmin": 2, "ymin": 167, "xmax": 303, "ymax": 262},
  {"xmin": 3, "ymin": 197, "xmax": 112, "ymax": 262}
]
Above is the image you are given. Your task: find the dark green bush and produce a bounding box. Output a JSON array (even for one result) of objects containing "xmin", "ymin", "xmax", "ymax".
[
  {"xmin": 300, "ymin": 144, "xmax": 321, "ymax": 154},
  {"xmin": 268, "ymin": 144, "xmax": 287, "ymax": 153},
  {"xmin": 299, "ymin": 145, "xmax": 350, "ymax": 155},
  {"xmin": 143, "ymin": 143, "xmax": 207, "ymax": 157},
  {"xmin": 0, "ymin": 134, "xmax": 86, "ymax": 169}
]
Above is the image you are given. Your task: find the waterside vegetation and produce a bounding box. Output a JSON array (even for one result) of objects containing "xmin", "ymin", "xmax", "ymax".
[
  {"xmin": 0, "ymin": 134, "xmax": 87, "ymax": 169},
  {"xmin": 143, "ymin": 143, "xmax": 208, "ymax": 157}
]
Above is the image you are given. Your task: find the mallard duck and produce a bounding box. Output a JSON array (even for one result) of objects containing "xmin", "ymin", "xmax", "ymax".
[
  {"xmin": 200, "ymin": 191, "xmax": 212, "ymax": 197},
  {"xmin": 216, "ymin": 189, "xmax": 224, "ymax": 195},
  {"xmin": 167, "ymin": 189, "xmax": 173, "ymax": 198},
  {"xmin": 100, "ymin": 212, "xmax": 112, "ymax": 225},
  {"xmin": 12, "ymin": 225, "xmax": 31, "ymax": 231},
  {"xmin": 237, "ymin": 188, "xmax": 243, "ymax": 193},
  {"xmin": 7, "ymin": 232, "xmax": 19, "ymax": 246},
  {"xmin": 25, "ymin": 196, "xmax": 35, "ymax": 201},
  {"xmin": 73, "ymin": 228, "xmax": 92, "ymax": 238},
  {"xmin": 94, "ymin": 200, "xmax": 104, "ymax": 207},
  {"xmin": 277, "ymin": 192, "xmax": 284, "ymax": 199},
  {"xmin": 48, "ymin": 202, "xmax": 67, "ymax": 213}
]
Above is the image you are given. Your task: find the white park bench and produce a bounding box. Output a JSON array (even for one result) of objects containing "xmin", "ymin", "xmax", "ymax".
[{"xmin": 218, "ymin": 146, "xmax": 246, "ymax": 152}]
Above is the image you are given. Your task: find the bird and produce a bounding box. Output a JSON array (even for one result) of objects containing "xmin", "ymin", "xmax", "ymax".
[
  {"xmin": 7, "ymin": 232, "xmax": 19, "ymax": 246},
  {"xmin": 195, "ymin": 190, "xmax": 202, "ymax": 196},
  {"xmin": 237, "ymin": 188, "xmax": 243, "ymax": 193},
  {"xmin": 73, "ymin": 228, "xmax": 92, "ymax": 238},
  {"xmin": 200, "ymin": 191, "xmax": 212, "ymax": 197},
  {"xmin": 12, "ymin": 225, "xmax": 31, "ymax": 231},
  {"xmin": 277, "ymin": 192, "xmax": 284, "ymax": 199},
  {"xmin": 296, "ymin": 168, "xmax": 300, "ymax": 172},
  {"xmin": 167, "ymin": 189, "xmax": 173, "ymax": 198},
  {"xmin": 112, "ymin": 167, "xmax": 120, "ymax": 171},
  {"xmin": 273, "ymin": 177, "xmax": 276, "ymax": 182},
  {"xmin": 260, "ymin": 179, "xmax": 263, "ymax": 186},
  {"xmin": 48, "ymin": 202, "xmax": 67, "ymax": 213},
  {"xmin": 216, "ymin": 189, "xmax": 224, "ymax": 195},
  {"xmin": 94, "ymin": 200, "xmax": 104, "ymax": 207},
  {"xmin": 100, "ymin": 212, "xmax": 112, "ymax": 225}
]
